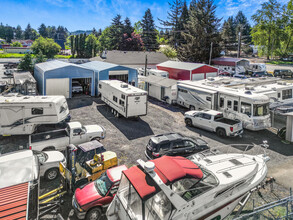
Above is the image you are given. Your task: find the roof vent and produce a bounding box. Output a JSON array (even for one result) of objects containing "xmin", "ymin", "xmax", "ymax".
[
  {"xmin": 223, "ymin": 171, "xmax": 232, "ymax": 178},
  {"xmin": 272, "ymin": 87, "xmax": 277, "ymax": 91},
  {"xmin": 245, "ymin": 91, "xmax": 252, "ymax": 95},
  {"xmin": 121, "ymin": 83, "xmax": 128, "ymax": 88},
  {"xmin": 144, "ymin": 161, "xmax": 155, "ymax": 173},
  {"xmin": 207, "ymin": 77, "xmax": 215, "ymax": 81}
]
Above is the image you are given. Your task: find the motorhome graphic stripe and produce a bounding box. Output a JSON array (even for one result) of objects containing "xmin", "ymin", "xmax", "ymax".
[{"xmin": 2, "ymin": 114, "xmax": 59, "ymax": 129}]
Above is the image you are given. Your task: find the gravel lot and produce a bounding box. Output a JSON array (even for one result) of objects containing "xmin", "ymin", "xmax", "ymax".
[{"xmin": 1, "ymin": 97, "xmax": 292, "ymax": 219}]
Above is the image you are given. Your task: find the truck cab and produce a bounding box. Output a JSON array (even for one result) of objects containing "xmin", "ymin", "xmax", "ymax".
[{"xmin": 73, "ymin": 165, "xmax": 128, "ymax": 220}]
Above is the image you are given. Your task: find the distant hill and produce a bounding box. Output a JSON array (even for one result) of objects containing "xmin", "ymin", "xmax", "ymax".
[{"xmin": 70, "ymin": 30, "xmax": 92, "ymax": 35}]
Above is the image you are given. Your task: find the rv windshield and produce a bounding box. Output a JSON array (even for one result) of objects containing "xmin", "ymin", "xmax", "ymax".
[
  {"xmin": 60, "ymin": 101, "xmax": 68, "ymax": 114},
  {"xmin": 117, "ymin": 174, "xmax": 143, "ymax": 219},
  {"xmin": 253, "ymin": 103, "xmax": 269, "ymax": 116}
]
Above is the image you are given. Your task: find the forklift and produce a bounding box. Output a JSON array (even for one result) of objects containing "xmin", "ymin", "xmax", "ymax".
[{"xmin": 59, "ymin": 140, "xmax": 118, "ymax": 192}]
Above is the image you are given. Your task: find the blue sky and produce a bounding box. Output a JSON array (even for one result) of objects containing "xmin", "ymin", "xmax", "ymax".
[{"xmin": 0, "ymin": 0, "xmax": 289, "ymax": 32}]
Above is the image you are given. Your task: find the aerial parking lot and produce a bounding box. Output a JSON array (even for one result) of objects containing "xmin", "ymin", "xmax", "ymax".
[{"xmin": 0, "ymin": 96, "xmax": 292, "ymax": 219}]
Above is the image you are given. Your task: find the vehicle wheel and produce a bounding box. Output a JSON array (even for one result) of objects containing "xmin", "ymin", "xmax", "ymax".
[
  {"xmin": 189, "ymin": 105, "xmax": 195, "ymax": 110},
  {"xmin": 86, "ymin": 207, "xmax": 102, "ymax": 220},
  {"xmin": 185, "ymin": 118, "xmax": 192, "ymax": 127},
  {"xmin": 216, "ymin": 128, "xmax": 226, "ymax": 138},
  {"xmin": 45, "ymin": 168, "xmax": 59, "ymax": 181}
]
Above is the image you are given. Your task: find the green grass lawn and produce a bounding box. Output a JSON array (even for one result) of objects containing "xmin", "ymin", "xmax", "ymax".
[
  {"xmin": 0, "ymin": 53, "xmax": 72, "ymax": 59},
  {"xmin": 266, "ymin": 60, "xmax": 293, "ymax": 65}
]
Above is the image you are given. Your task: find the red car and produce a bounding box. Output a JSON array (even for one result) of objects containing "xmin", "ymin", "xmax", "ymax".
[{"xmin": 72, "ymin": 165, "xmax": 128, "ymax": 220}]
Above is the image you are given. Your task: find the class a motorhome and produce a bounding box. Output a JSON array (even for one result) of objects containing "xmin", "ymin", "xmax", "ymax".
[
  {"xmin": 0, "ymin": 95, "xmax": 69, "ymax": 135},
  {"xmin": 207, "ymin": 77, "xmax": 293, "ymax": 110},
  {"xmin": 177, "ymin": 79, "xmax": 271, "ymax": 131},
  {"xmin": 99, "ymin": 80, "xmax": 148, "ymax": 118}
]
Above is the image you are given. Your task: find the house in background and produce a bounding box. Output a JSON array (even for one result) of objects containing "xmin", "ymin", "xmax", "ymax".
[
  {"xmin": 4, "ymin": 47, "xmax": 32, "ymax": 54},
  {"xmin": 11, "ymin": 40, "xmax": 34, "ymax": 47},
  {"xmin": 91, "ymin": 50, "xmax": 169, "ymax": 69},
  {"xmin": 157, "ymin": 61, "xmax": 218, "ymax": 81}
]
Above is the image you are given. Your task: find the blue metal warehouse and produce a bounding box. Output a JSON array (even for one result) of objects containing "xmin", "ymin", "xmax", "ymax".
[
  {"xmin": 34, "ymin": 60, "xmax": 95, "ymax": 98},
  {"xmin": 81, "ymin": 61, "xmax": 138, "ymax": 95}
]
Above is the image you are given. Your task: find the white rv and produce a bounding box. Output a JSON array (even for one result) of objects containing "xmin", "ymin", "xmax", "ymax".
[
  {"xmin": 0, "ymin": 95, "xmax": 69, "ymax": 135},
  {"xmin": 148, "ymin": 69, "xmax": 169, "ymax": 78},
  {"xmin": 218, "ymin": 65, "xmax": 246, "ymax": 75},
  {"xmin": 99, "ymin": 80, "xmax": 148, "ymax": 118},
  {"xmin": 177, "ymin": 80, "xmax": 271, "ymax": 131},
  {"xmin": 247, "ymin": 63, "xmax": 266, "ymax": 72}
]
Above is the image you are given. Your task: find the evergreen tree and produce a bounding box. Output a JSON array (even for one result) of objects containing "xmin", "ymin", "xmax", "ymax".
[
  {"xmin": 35, "ymin": 51, "xmax": 47, "ymax": 64},
  {"xmin": 56, "ymin": 26, "xmax": 68, "ymax": 40},
  {"xmin": 47, "ymin": 26, "xmax": 57, "ymax": 39},
  {"xmin": 92, "ymin": 28, "xmax": 98, "ymax": 38},
  {"xmin": 98, "ymin": 29, "xmax": 102, "ymax": 36},
  {"xmin": 221, "ymin": 16, "xmax": 237, "ymax": 52},
  {"xmin": 141, "ymin": 9, "xmax": 159, "ymax": 51},
  {"xmin": 38, "ymin": 23, "xmax": 48, "ymax": 37},
  {"xmin": 70, "ymin": 35, "xmax": 75, "ymax": 57},
  {"xmin": 75, "ymin": 35, "xmax": 80, "ymax": 57},
  {"xmin": 178, "ymin": 0, "xmax": 221, "ymax": 62},
  {"xmin": 159, "ymin": 0, "xmax": 183, "ymax": 48},
  {"xmin": 18, "ymin": 54, "xmax": 33, "ymax": 72},
  {"xmin": 24, "ymin": 23, "xmax": 33, "ymax": 39},
  {"xmin": 123, "ymin": 17, "xmax": 134, "ymax": 37},
  {"xmin": 178, "ymin": 0, "xmax": 189, "ymax": 46},
  {"xmin": 5, "ymin": 26, "xmax": 14, "ymax": 42},
  {"xmin": 15, "ymin": 25, "xmax": 23, "ymax": 39},
  {"xmin": 109, "ymin": 14, "xmax": 123, "ymax": 49},
  {"xmin": 85, "ymin": 34, "xmax": 98, "ymax": 57}
]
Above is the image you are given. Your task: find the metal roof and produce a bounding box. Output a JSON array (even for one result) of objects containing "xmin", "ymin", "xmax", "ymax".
[
  {"xmin": 143, "ymin": 75, "xmax": 177, "ymax": 88},
  {"xmin": 90, "ymin": 50, "xmax": 169, "ymax": 65},
  {"xmin": 157, "ymin": 61, "xmax": 207, "ymax": 71},
  {"xmin": 35, "ymin": 60, "xmax": 91, "ymax": 72},
  {"xmin": 78, "ymin": 140, "xmax": 105, "ymax": 152},
  {"xmin": 212, "ymin": 57, "xmax": 249, "ymax": 63},
  {"xmin": 80, "ymin": 61, "xmax": 119, "ymax": 71}
]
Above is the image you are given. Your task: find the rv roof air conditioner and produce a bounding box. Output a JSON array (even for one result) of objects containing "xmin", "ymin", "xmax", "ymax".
[
  {"xmin": 277, "ymin": 81, "xmax": 287, "ymax": 85},
  {"xmin": 120, "ymin": 83, "xmax": 128, "ymax": 88}
]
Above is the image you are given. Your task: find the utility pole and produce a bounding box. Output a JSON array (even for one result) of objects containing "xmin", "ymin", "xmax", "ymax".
[
  {"xmin": 144, "ymin": 55, "xmax": 148, "ymax": 76},
  {"xmin": 209, "ymin": 42, "xmax": 213, "ymax": 65},
  {"xmin": 237, "ymin": 31, "xmax": 242, "ymax": 58}
]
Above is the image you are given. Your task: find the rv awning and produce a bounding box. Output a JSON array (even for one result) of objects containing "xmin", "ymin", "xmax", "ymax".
[{"xmin": 144, "ymin": 75, "xmax": 177, "ymax": 88}]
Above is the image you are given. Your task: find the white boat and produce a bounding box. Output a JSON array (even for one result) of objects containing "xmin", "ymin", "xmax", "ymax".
[{"xmin": 106, "ymin": 151, "xmax": 269, "ymax": 220}]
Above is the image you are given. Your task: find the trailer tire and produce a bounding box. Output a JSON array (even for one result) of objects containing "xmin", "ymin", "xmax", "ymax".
[
  {"xmin": 216, "ymin": 128, "xmax": 226, "ymax": 138},
  {"xmin": 185, "ymin": 118, "xmax": 192, "ymax": 127},
  {"xmin": 42, "ymin": 146, "xmax": 55, "ymax": 151},
  {"xmin": 189, "ymin": 105, "xmax": 195, "ymax": 110},
  {"xmin": 86, "ymin": 207, "xmax": 102, "ymax": 220},
  {"xmin": 44, "ymin": 168, "xmax": 59, "ymax": 181}
]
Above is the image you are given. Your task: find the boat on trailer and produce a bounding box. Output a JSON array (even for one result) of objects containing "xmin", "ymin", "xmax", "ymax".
[{"xmin": 106, "ymin": 151, "xmax": 269, "ymax": 220}]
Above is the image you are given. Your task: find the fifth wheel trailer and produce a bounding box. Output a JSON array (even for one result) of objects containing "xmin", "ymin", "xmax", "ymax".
[
  {"xmin": 0, "ymin": 95, "xmax": 69, "ymax": 135},
  {"xmin": 99, "ymin": 80, "xmax": 147, "ymax": 118}
]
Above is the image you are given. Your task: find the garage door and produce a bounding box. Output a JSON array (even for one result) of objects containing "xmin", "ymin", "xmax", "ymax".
[
  {"xmin": 192, "ymin": 73, "xmax": 205, "ymax": 81},
  {"xmin": 206, "ymin": 72, "xmax": 218, "ymax": 78},
  {"xmin": 46, "ymin": 78, "xmax": 70, "ymax": 98}
]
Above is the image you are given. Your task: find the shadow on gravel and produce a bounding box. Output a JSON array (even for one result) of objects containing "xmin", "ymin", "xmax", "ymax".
[
  {"xmin": 148, "ymin": 98, "xmax": 184, "ymax": 114},
  {"xmin": 67, "ymin": 97, "xmax": 97, "ymax": 110},
  {"xmin": 0, "ymin": 135, "xmax": 29, "ymax": 154},
  {"xmin": 96, "ymin": 102, "xmax": 154, "ymax": 140},
  {"xmin": 186, "ymin": 126, "xmax": 293, "ymax": 156}
]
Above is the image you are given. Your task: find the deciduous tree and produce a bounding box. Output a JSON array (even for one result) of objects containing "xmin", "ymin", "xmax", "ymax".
[{"xmin": 31, "ymin": 36, "xmax": 61, "ymax": 58}]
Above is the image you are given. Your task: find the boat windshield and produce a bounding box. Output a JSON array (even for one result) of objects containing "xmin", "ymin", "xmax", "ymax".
[
  {"xmin": 94, "ymin": 172, "xmax": 113, "ymax": 197},
  {"xmin": 171, "ymin": 169, "xmax": 218, "ymax": 201},
  {"xmin": 117, "ymin": 174, "xmax": 143, "ymax": 219},
  {"xmin": 253, "ymin": 103, "xmax": 269, "ymax": 116}
]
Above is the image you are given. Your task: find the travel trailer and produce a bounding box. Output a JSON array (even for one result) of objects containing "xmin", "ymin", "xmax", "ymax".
[
  {"xmin": 218, "ymin": 65, "xmax": 246, "ymax": 75},
  {"xmin": 247, "ymin": 63, "xmax": 266, "ymax": 73},
  {"xmin": 177, "ymin": 80, "xmax": 271, "ymax": 130},
  {"xmin": 107, "ymin": 151, "xmax": 269, "ymax": 220},
  {"xmin": 148, "ymin": 69, "xmax": 169, "ymax": 78},
  {"xmin": 99, "ymin": 80, "xmax": 148, "ymax": 118},
  {"xmin": 0, "ymin": 95, "xmax": 69, "ymax": 135}
]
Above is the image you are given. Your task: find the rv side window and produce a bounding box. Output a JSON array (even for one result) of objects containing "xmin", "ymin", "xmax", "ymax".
[
  {"xmin": 119, "ymin": 100, "xmax": 125, "ymax": 106},
  {"xmin": 179, "ymin": 88, "xmax": 187, "ymax": 93},
  {"xmin": 282, "ymin": 89, "xmax": 292, "ymax": 100},
  {"xmin": 227, "ymin": 100, "xmax": 232, "ymax": 108},
  {"xmin": 32, "ymin": 108, "xmax": 43, "ymax": 115},
  {"xmin": 206, "ymin": 96, "xmax": 211, "ymax": 101},
  {"xmin": 219, "ymin": 98, "xmax": 224, "ymax": 108},
  {"xmin": 121, "ymin": 94, "xmax": 125, "ymax": 100},
  {"xmin": 99, "ymin": 84, "xmax": 102, "ymax": 89},
  {"xmin": 113, "ymin": 96, "xmax": 118, "ymax": 102},
  {"xmin": 241, "ymin": 102, "xmax": 251, "ymax": 117},
  {"xmin": 233, "ymin": 101, "xmax": 238, "ymax": 111},
  {"xmin": 278, "ymin": 93, "xmax": 281, "ymax": 98}
]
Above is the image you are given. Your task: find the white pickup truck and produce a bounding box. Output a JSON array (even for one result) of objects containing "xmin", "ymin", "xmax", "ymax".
[
  {"xmin": 29, "ymin": 122, "xmax": 106, "ymax": 151},
  {"xmin": 184, "ymin": 110, "xmax": 243, "ymax": 137}
]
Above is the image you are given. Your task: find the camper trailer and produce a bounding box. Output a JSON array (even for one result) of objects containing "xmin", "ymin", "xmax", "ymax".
[
  {"xmin": 148, "ymin": 69, "xmax": 169, "ymax": 78},
  {"xmin": 177, "ymin": 80, "xmax": 271, "ymax": 131},
  {"xmin": 247, "ymin": 63, "xmax": 266, "ymax": 73},
  {"xmin": 99, "ymin": 80, "xmax": 148, "ymax": 118},
  {"xmin": 0, "ymin": 95, "xmax": 69, "ymax": 135}
]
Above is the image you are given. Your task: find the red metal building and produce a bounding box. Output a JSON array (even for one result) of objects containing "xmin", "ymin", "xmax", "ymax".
[
  {"xmin": 212, "ymin": 57, "xmax": 249, "ymax": 67},
  {"xmin": 156, "ymin": 61, "xmax": 218, "ymax": 81}
]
